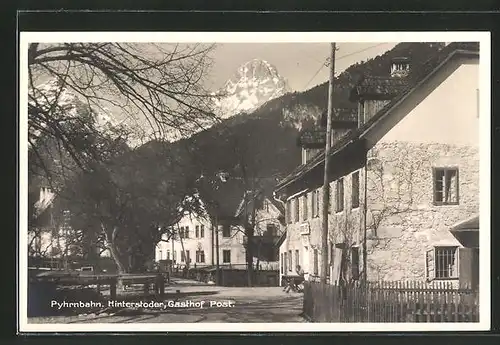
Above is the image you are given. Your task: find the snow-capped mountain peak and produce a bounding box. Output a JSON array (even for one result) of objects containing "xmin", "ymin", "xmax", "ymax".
[{"xmin": 214, "ymin": 59, "xmax": 290, "ymax": 118}]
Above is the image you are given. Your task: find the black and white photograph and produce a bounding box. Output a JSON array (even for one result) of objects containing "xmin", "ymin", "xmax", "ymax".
[{"xmin": 18, "ymin": 32, "xmax": 490, "ymax": 332}]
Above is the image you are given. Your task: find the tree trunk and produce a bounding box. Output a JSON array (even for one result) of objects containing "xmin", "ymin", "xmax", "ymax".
[
  {"xmin": 246, "ymin": 228, "xmax": 254, "ymax": 287},
  {"xmin": 102, "ymin": 224, "xmax": 128, "ymax": 289}
]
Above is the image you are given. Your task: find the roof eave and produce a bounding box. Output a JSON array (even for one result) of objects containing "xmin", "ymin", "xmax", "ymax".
[{"xmin": 360, "ymin": 49, "xmax": 479, "ymax": 139}]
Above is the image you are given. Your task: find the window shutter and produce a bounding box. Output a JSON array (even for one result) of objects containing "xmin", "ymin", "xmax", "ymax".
[
  {"xmin": 331, "ymin": 246, "xmax": 343, "ymax": 284},
  {"xmin": 425, "ymin": 248, "xmax": 435, "ymax": 281},
  {"xmin": 458, "ymin": 247, "xmax": 474, "ymax": 289}
]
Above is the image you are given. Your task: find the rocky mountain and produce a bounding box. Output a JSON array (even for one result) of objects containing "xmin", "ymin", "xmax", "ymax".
[{"xmin": 213, "ymin": 59, "xmax": 291, "ymax": 118}]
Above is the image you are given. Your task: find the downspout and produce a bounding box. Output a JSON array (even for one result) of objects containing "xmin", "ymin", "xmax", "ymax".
[{"xmin": 363, "ymin": 153, "xmax": 368, "ymax": 282}]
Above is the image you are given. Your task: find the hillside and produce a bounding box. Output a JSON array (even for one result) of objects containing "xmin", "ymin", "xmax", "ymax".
[{"xmin": 144, "ymin": 42, "xmax": 446, "ymax": 188}]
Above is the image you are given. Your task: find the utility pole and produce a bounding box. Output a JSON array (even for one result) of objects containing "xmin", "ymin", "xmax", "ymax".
[{"xmin": 321, "ymin": 42, "xmax": 336, "ymax": 284}]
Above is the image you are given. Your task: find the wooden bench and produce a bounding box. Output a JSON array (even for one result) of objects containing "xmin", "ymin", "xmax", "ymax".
[{"xmin": 35, "ymin": 272, "xmax": 169, "ymax": 299}]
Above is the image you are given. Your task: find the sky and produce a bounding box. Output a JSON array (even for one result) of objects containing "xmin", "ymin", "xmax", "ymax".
[{"xmin": 206, "ymin": 42, "xmax": 398, "ymax": 92}]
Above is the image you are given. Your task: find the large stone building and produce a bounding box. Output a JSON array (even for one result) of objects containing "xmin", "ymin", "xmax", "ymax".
[{"xmin": 275, "ymin": 42, "xmax": 480, "ymax": 289}]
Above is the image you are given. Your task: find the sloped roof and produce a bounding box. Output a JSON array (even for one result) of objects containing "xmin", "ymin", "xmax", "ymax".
[
  {"xmin": 450, "ymin": 215, "xmax": 479, "ymax": 232},
  {"xmin": 235, "ymin": 178, "xmax": 285, "ymax": 217},
  {"xmin": 276, "ymin": 42, "xmax": 480, "ymax": 192},
  {"xmin": 198, "ymin": 178, "xmax": 247, "ymax": 219},
  {"xmin": 350, "ymin": 76, "xmax": 409, "ymax": 100}
]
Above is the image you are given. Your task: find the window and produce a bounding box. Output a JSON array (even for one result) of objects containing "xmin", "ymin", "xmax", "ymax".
[
  {"xmin": 185, "ymin": 250, "xmax": 190, "ymax": 264},
  {"xmin": 222, "ymin": 224, "xmax": 231, "ymax": 237},
  {"xmin": 159, "ymin": 250, "xmax": 163, "ymax": 260},
  {"xmin": 433, "ymin": 168, "xmax": 459, "ymax": 205},
  {"xmin": 196, "ymin": 250, "xmax": 205, "ymax": 263},
  {"xmin": 181, "ymin": 251, "xmax": 185, "ymax": 262},
  {"xmin": 303, "ymin": 194, "xmax": 308, "ymax": 220},
  {"xmin": 283, "ymin": 252, "xmax": 288, "ymax": 273},
  {"xmin": 293, "ymin": 198, "xmax": 299, "ymax": 222},
  {"xmin": 336, "ymin": 178, "xmax": 344, "ymax": 212},
  {"xmin": 312, "ymin": 190, "xmax": 320, "ymax": 218},
  {"xmin": 295, "ymin": 249, "xmax": 300, "ymax": 268},
  {"xmin": 173, "ymin": 251, "xmax": 177, "ymax": 263},
  {"xmin": 313, "ymin": 249, "xmax": 319, "ymax": 275},
  {"xmin": 195, "ymin": 225, "xmax": 199, "ymax": 238},
  {"xmin": 200, "ymin": 225, "xmax": 205, "ymax": 238},
  {"xmin": 286, "ymin": 200, "xmax": 292, "ymax": 224},
  {"xmin": 185, "ymin": 226, "xmax": 190, "ymax": 238},
  {"xmin": 223, "ymin": 250, "xmax": 231, "ymax": 263},
  {"xmin": 426, "ymin": 246, "xmax": 459, "ymax": 280},
  {"xmin": 166, "ymin": 250, "xmax": 170, "ymax": 260},
  {"xmin": 266, "ymin": 224, "xmax": 277, "ymax": 237},
  {"xmin": 179, "ymin": 227, "xmax": 184, "ymax": 238},
  {"xmin": 288, "ymin": 250, "xmax": 292, "ymax": 271},
  {"xmin": 351, "ymin": 247, "xmax": 360, "ymax": 280},
  {"xmin": 352, "ymin": 171, "xmax": 360, "ymax": 209},
  {"xmin": 280, "ymin": 253, "xmax": 284, "ymax": 274}
]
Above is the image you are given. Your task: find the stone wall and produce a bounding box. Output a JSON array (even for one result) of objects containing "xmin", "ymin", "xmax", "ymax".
[{"xmin": 364, "ymin": 141, "xmax": 479, "ymax": 282}]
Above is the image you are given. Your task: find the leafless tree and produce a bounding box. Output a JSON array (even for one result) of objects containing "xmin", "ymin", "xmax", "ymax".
[
  {"xmin": 27, "ymin": 42, "xmax": 219, "ymax": 273},
  {"xmin": 28, "ymin": 42, "xmax": 218, "ymax": 178}
]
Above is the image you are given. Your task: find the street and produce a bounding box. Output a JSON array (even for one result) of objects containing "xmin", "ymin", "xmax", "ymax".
[{"xmin": 29, "ymin": 280, "xmax": 306, "ymax": 323}]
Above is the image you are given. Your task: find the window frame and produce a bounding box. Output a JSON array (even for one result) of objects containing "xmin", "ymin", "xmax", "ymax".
[
  {"xmin": 195, "ymin": 225, "xmax": 199, "ymax": 238},
  {"xmin": 266, "ymin": 223, "xmax": 277, "ymax": 237},
  {"xmin": 336, "ymin": 178, "xmax": 344, "ymax": 213},
  {"xmin": 200, "ymin": 225, "xmax": 205, "ymax": 238},
  {"xmin": 352, "ymin": 171, "xmax": 360, "ymax": 209},
  {"xmin": 312, "ymin": 189, "xmax": 320, "ymax": 218},
  {"xmin": 222, "ymin": 224, "xmax": 231, "ymax": 238},
  {"xmin": 222, "ymin": 250, "xmax": 231, "ymax": 263},
  {"xmin": 303, "ymin": 194, "xmax": 308, "ymax": 220},
  {"xmin": 313, "ymin": 249, "xmax": 319, "ymax": 275},
  {"xmin": 426, "ymin": 246, "xmax": 460, "ymax": 280},
  {"xmin": 286, "ymin": 200, "xmax": 292, "ymax": 224},
  {"xmin": 432, "ymin": 167, "xmax": 460, "ymax": 206},
  {"xmin": 294, "ymin": 197, "xmax": 300, "ymax": 223},
  {"xmin": 288, "ymin": 250, "xmax": 292, "ymax": 271},
  {"xmin": 196, "ymin": 250, "xmax": 205, "ymax": 263}
]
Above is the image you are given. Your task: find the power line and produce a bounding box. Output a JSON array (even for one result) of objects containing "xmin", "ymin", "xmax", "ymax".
[{"xmin": 302, "ymin": 43, "xmax": 389, "ymax": 90}]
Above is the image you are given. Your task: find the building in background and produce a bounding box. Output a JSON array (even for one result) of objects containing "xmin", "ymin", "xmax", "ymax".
[{"xmin": 155, "ymin": 178, "xmax": 285, "ymax": 271}]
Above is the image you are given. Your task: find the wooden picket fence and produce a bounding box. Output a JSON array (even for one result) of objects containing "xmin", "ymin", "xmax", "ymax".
[{"xmin": 303, "ymin": 280, "xmax": 479, "ymax": 322}]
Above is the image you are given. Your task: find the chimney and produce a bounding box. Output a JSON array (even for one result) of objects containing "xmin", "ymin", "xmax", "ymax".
[{"xmin": 390, "ymin": 57, "xmax": 410, "ymax": 78}]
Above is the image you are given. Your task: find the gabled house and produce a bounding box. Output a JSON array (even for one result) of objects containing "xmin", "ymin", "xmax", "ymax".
[
  {"xmin": 275, "ymin": 42, "xmax": 481, "ymax": 289},
  {"xmin": 155, "ymin": 177, "xmax": 285, "ymax": 270}
]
